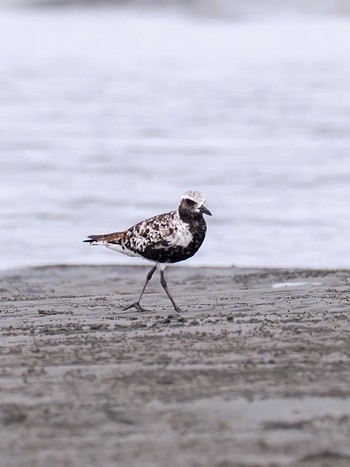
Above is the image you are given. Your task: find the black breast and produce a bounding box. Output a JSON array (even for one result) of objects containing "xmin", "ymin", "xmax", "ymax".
[{"xmin": 141, "ymin": 217, "xmax": 207, "ymax": 264}]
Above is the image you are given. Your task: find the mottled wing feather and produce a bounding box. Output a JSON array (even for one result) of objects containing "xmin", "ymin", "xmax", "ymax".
[{"xmin": 123, "ymin": 211, "xmax": 177, "ymax": 253}]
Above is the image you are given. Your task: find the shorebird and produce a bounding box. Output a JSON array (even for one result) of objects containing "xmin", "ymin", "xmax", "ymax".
[{"xmin": 84, "ymin": 190, "xmax": 212, "ymax": 312}]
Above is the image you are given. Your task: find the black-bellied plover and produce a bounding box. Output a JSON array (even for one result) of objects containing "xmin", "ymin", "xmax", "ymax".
[{"xmin": 84, "ymin": 190, "xmax": 212, "ymax": 313}]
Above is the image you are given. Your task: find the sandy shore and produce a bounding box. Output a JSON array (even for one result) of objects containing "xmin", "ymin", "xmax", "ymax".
[{"xmin": 1, "ymin": 265, "xmax": 350, "ymax": 467}]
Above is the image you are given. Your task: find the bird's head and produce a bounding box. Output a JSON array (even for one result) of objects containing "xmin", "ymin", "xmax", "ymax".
[{"xmin": 178, "ymin": 190, "xmax": 212, "ymax": 220}]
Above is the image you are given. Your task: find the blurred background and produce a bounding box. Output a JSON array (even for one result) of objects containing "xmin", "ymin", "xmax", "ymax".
[{"xmin": 1, "ymin": 0, "xmax": 350, "ymax": 270}]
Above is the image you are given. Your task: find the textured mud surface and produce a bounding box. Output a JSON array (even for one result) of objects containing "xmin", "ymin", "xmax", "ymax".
[{"xmin": 1, "ymin": 265, "xmax": 350, "ymax": 466}]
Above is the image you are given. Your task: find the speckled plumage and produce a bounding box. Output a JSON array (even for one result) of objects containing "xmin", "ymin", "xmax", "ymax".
[{"xmin": 84, "ymin": 191, "xmax": 212, "ymax": 312}]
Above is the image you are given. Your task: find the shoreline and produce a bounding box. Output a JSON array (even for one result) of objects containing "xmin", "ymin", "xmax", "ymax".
[{"xmin": 1, "ymin": 265, "xmax": 350, "ymax": 466}]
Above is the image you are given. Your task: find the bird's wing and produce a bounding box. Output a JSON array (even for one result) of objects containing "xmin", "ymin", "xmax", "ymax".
[{"xmin": 123, "ymin": 211, "xmax": 178, "ymax": 252}]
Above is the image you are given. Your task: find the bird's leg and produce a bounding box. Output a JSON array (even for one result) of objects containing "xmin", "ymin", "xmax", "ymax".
[
  {"xmin": 160, "ymin": 268, "xmax": 182, "ymax": 313},
  {"xmin": 124, "ymin": 264, "xmax": 157, "ymax": 312}
]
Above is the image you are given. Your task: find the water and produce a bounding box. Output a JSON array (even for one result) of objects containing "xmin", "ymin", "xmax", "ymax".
[{"xmin": 1, "ymin": 5, "xmax": 350, "ymax": 270}]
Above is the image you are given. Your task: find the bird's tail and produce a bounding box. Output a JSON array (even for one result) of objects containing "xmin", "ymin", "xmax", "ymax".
[{"xmin": 83, "ymin": 232, "xmax": 124, "ymax": 245}]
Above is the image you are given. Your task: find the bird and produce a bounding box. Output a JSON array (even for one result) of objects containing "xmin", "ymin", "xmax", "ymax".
[{"xmin": 83, "ymin": 190, "xmax": 212, "ymax": 313}]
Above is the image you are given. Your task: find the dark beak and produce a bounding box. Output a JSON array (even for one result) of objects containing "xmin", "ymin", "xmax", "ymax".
[{"xmin": 200, "ymin": 205, "xmax": 212, "ymax": 216}]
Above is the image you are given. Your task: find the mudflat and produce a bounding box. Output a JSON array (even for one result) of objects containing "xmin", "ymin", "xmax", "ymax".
[{"xmin": 1, "ymin": 265, "xmax": 350, "ymax": 467}]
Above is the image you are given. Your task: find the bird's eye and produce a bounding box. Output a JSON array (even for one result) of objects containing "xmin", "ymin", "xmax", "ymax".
[{"xmin": 185, "ymin": 198, "xmax": 195, "ymax": 205}]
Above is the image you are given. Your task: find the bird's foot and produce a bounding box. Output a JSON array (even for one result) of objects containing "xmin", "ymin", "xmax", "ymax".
[
  {"xmin": 173, "ymin": 305, "xmax": 182, "ymax": 313},
  {"xmin": 124, "ymin": 302, "xmax": 150, "ymax": 313}
]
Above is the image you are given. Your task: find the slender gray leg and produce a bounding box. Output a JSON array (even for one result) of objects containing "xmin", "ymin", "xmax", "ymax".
[
  {"xmin": 160, "ymin": 269, "xmax": 182, "ymax": 313},
  {"xmin": 124, "ymin": 264, "xmax": 157, "ymax": 312}
]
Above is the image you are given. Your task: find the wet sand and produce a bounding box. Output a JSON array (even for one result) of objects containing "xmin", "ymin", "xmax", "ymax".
[{"xmin": 1, "ymin": 265, "xmax": 350, "ymax": 467}]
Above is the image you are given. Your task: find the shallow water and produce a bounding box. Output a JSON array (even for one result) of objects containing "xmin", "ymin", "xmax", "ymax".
[{"xmin": 1, "ymin": 6, "xmax": 350, "ymax": 270}]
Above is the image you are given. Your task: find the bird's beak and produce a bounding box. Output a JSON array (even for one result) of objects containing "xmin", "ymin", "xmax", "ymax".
[{"xmin": 200, "ymin": 205, "xmax": 212, "ymax": 216}]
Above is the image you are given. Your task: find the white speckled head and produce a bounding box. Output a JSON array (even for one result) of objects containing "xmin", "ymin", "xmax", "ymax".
[
  {"xmin": 178, "ymin": 190, "xmax": 212, "ymax": 217},
  {"xmin": 182, "ymin": 190, "xmax": 206, "ymax": 205}
]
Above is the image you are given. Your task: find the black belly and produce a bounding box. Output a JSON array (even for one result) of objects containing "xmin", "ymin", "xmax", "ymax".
[{"xmin": 141, "ymin": 235, "xmax": 205, "ymax": 264}]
